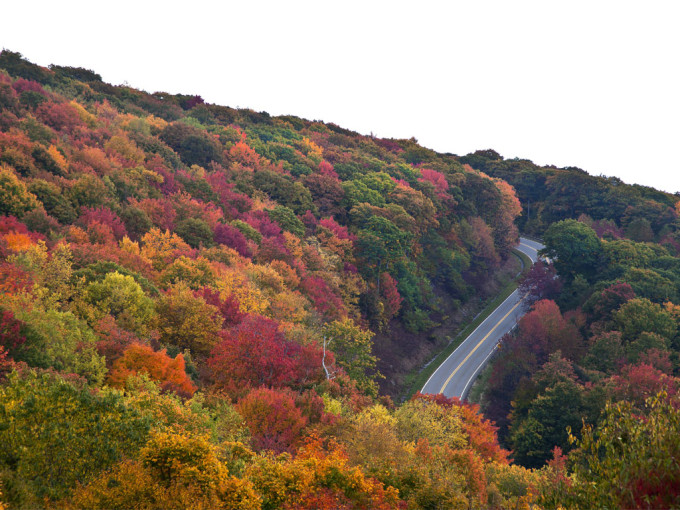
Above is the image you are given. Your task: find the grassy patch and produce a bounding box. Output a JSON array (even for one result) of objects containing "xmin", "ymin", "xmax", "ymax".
[
  {"xmin": 467, "ymin": 355, "xmax": 494, "ymax": 403},
  {"xmin": 402, "ymin": 249, "xmax": 532, "ymax": 400},
  {"xmin": 513, "ymin": 248, "xmax": 533, "ymax": 276}
]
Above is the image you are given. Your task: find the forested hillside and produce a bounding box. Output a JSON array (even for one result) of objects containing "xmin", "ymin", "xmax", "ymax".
[
  {"xmin": 464, "ymin": 154, "xmax": 680, "ymax": 507},
  {"xmin": 0, "ymin": 51, "xmax": 527, "ymax": 397},
  {"xmin": 0, "ymin": 51, "xmax": 535, "ymax": 508},
  {"xmin": 1, "ymin": 50, "xmax": 679, "ymax": 508}
]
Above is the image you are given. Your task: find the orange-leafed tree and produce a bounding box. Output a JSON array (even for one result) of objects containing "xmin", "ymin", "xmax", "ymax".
[
  {"xmin": 107, "ymin": 343, "xmax": 196, "ymax": 397},
  {"xmin": 129, "ymin": 198, "xmax": 177, "ymax": 232},
  {"xmin": 410, "ymin": 393, "xmax": 510, "ymax": 464},
  {"xmin": 245, "ymin": 435, "xmax": 401, "ymax": 509},
  {"xmin": 491, "ymin": 178, "xmax": 522, "ymax": 255},
  {"xmin": 465, "ymin": 216, "xmax": 500, "ymax": 268},
  {"xmin": 140, "ymin": 228, "xmax": 194, "ymax": 271},
  {"xmin": 229, "ymin": 140, "xmax": 261, "ymax": 170}
]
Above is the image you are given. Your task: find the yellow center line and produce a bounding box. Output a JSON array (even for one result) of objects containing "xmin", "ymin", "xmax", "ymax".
[
  {"xmin": 439, "ymin": 297, "xmax": 525, "ymax": 394},
  {"xmin": 519, "ymin": 242, "xmax": 538, "ymax": 251}
]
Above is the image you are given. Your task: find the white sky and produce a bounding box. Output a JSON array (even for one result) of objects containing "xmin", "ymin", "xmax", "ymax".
[{"xmin": 3, "ymin": 1, "xmax": 680, "ymax": 193}]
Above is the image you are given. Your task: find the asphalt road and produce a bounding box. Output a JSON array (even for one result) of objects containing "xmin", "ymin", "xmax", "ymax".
[{"xmin": 421, "ymin": 237, "xmax": 544, "ymax": 399}]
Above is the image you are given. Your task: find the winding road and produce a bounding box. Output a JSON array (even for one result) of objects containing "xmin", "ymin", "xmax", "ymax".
[{"xmin": 421, "ymin": 237, "xmax": 544, "ymax": 399}]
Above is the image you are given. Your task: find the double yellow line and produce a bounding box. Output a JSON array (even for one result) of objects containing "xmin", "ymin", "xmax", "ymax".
[{"xmin": 439, "ymin": 296, "xmax": 524, "ymax": 394}]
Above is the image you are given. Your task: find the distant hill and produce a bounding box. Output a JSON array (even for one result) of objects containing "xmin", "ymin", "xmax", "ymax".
[{"xmin": 460, "ymin": 149, "xmax": 679, "ymax": 246}]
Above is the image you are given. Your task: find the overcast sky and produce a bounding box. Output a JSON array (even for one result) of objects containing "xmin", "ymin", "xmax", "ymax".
[{"xmin": 3, "ymin": 1, "xmax": 679, "ymax": 193}]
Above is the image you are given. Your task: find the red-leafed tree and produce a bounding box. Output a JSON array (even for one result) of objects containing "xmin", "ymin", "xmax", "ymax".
[
  {"xmin": 591, "ymin": 218, "xmax": 624, "ymax": 239},
  {"xmin": 83, "ymin": 220, "xmax": 117, "ymax": 245},
  {"xmin": 380, "ymin": 272, "xmax": 403, "ymax": 321},
  {"xmin": 301, "ymin": 210, "xmax": 317, "ymax": 231},
  {"xmin": 317, "ymin": 160, "xmax": 338, "ymax": 178},
  {"xmin": 638, "ymin": 348, "xmax": 673, "ymax": 374},
  {"xmin": 256, "ymin": 235, "xmax": 292, "ymax": 264},
  {"xmin": 607, "ymin": 363, "xmax": 680, "ymax": 409},
  {"xmin": 0, "ymin": 262, "xmax": 33, "ymax": 294},
  {"xmin": 92, "ymin": 315, "xmax": 140, "ymax": 367},
  {"xmin": 584, "ymin": 282, "xmax": 635, "ymax": 324},
  {"xmin": 519, "ymin": 260, "xmax": 562, "ymax": 306},
  {"xmin": 0, "ymin": 345, "xmax": 14, "ymax": 380},
  {"xmin": 300, "ymin": 275, "xmax": 346, "ymax": 320},
  {"xmin": 206, "ymin": 173, "xmax": 252, "ymax": 219},
  {"xmin": 244, "ymin": 210, "xmax": 282, "ymax": 238},
  {"xmin": 0, "ymin": 309, "xmax": 26, "ymax": 355},
  {"xmin": 76, "ymin": 206, "xmax": 128, "ymax": 240},
  {"xmin": 207, "ymin": 315, "xmax": 326, "ymax": 396},
  {"xmin": 36, "ymin": 101, "xmax": 84, "ymax": 133},
  {"xmin": 213, "ymin": 222, "xmax": 252, "ymax": 258},
  {"xmin": 418, "ymin": 168, "xmax": 449, "ymax": 195},
  {"xmin": 304, "ymin": 173, "xmax": 344, "ymax": 217},
  {"xmin": 13, "ymin": 78, "xmax": 48, "ymax": 95},
  {"xmin": 517, "ymin": 299, "xmax": 585, "ymax": 362},
  {"xmin": 194, "ymin": 287, "xmax": 245, "ymax": 327},
  {"xmin": 0, "ymin": 215, "xmax": 38, "ymax": 239},
  {"xmin": 484, "ymin": 299, "xmax": 584, "ymax": 438},
  {"xmin": 236, "ymin": 387, "xmax": 308, "ymax": 453},
  {"xmin": 129, "ymin": 198, "xmax": 177, "ymax": 232},
  {"xmin": 318, "ymin": 217, "xmax": 354, "ymax": 241}
]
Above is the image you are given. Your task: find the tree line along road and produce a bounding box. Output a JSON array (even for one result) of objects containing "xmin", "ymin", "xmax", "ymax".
[{"xmin": 421, "ymin": 237, "xmax": 543, "ymax": 399}]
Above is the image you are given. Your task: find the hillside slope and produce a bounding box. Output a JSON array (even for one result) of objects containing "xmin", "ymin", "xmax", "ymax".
[{"xmin": 0, "ymin": 50, "xmax": 535, "ymax": 508}]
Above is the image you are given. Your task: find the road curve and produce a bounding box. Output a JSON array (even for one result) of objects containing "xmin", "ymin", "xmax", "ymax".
[{"xmin": 421, "ymin": 237, "xmax": 544, "ymax": 399}]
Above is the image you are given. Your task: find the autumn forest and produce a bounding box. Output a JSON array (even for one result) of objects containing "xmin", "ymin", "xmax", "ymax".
[{"xmin": 0, "ymin": 50, "xmax": 679, "ymax": 508}]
